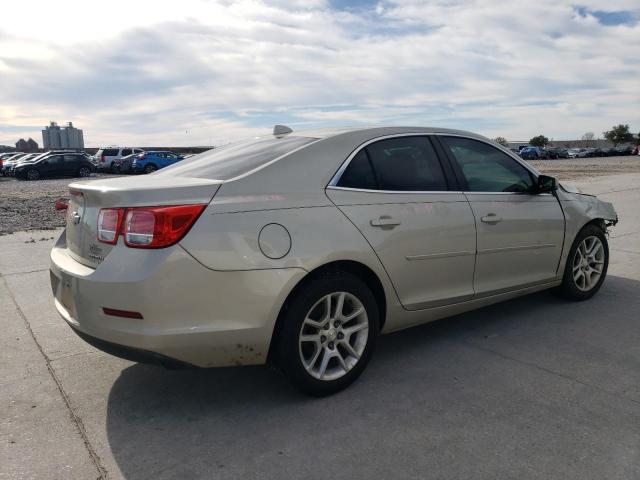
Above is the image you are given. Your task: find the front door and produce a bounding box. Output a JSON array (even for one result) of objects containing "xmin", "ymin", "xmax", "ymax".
[
  {"xmin": 437, "ymin": 135, "xmax": 565, "ymax": 296},
  {"xmin": 326, "ymin": 135, "xmax": 476, "ymax": 310}
]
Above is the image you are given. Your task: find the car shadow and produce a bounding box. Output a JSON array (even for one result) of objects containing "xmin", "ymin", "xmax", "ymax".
[{"xmin": 105, "ymin": 275, "xmax": 640, "ymax": 479}]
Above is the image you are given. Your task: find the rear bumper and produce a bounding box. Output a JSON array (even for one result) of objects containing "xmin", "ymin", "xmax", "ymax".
[
  {"xmin": 68, "ymin": 324, "xmax": 194, "ymax": 368},
  {"xmin": 50, "ymin": 230, "xmax": 306, "ymax": 367}
]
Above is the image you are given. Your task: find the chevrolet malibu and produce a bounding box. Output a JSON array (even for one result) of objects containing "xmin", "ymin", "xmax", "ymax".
[{"xmin": 50, "ymin": 126, "xmax": 618, "ymax": 396}]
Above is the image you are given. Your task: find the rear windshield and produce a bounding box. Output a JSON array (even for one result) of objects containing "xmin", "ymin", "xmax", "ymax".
[{"xmin": 156, "ymin": 136, "xmax": 317, "ymax": 180}]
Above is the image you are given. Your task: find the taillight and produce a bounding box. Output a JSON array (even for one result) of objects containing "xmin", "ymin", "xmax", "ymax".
[
  {"xmin": 97, "ymin": 208, "xmax": 124, "ymax": 244},
  {"xmin": 101, "ymin": 155, "xmax": 106, "ymax": 163},
  {"xmin": 138, "ymin": 153, "xmax": 145, "ymax": 160},
  {"xmin": 97, "ymin": 204, "xmax": 205, "ymax": 248},
  {"xmin": 124, "ymin": 205, "xmax": 205, "ymax": 248}
]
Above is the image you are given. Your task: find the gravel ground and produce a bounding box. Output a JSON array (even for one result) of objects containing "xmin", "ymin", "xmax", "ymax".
[
  {"xmin": 530, "ymin": 155, "xmax": 640, "ymax": 180},
  {"xmin": 0, "ymin": 156, "xmax": 638, "ymax": 235},
  {"xmin": 0, "ymin": 174, "xmax": 117, "ymax": 235}
]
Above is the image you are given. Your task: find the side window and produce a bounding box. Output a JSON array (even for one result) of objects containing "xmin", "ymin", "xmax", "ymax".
[
  {"xmin": 337, "ymin": 149, "xmax": 377, "ymax": 189},
  {"xmin": 121, "ymin": 149, "xmax": 132, "ymax": 156},
  {"xmin": 441, "ymin": 137, "xmax": 534, "ymax": 193},
  {"xmin": 366, "ymin": 136, "xmax": 447, "ymax": 191},
  {"xmin": 63, "ymin": 155, "xmax": 79, "ymax": 163}
]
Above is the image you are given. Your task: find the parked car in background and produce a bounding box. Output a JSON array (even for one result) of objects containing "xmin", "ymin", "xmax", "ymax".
[
  {"xmin": 111, "ymin": 153, "xmax": 139, "ymax": 174},
  {"xmin": 94, "ymin": 147, "xmax": 144, "ymax": 172},
  {"xmin": 14, "ymin": 152, "xmax": 95, "ymax": 180},
  {"xmin": 519, "ymin": 146, "xmax": 549, "ymax": 160},
  {"xmin": 591, "ymin": 148, "xmax": 608, "ymax": 157},
  {"xmin": 1, "ymin": 153, "xmax": 29, "ymax": 176},
  {"xmin": 131, "ymin": 150, "xmax": 185, "ymax": 174},
  {"xmin": 546, "ymin": 147, "xmax": 569, "ymax": 159},
  {"xmin": 568, "ymin": 148, "xmax": 590, "ymax": 158},
  {"xmin": 614, "ymin": 145, "xmax": 633, "ymax": 156},
  {"xmin": 50, "ymin": 125, "xmax": 618, "ymax": 395}
]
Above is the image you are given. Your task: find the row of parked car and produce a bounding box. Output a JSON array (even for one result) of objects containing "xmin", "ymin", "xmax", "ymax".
[
  {"xmin": 513, "ymin": 144, "xmax": 639, "ymax": 160},
  {"xmin": 93, "ymin": 147, "xmax": 187, "ymax": 174},
  {"xmin": 0, "ymin": 147, "xmax": 187, "ymax": 180}
]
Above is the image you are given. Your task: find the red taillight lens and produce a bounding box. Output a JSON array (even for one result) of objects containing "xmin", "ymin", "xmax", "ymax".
[
  {"xmin": 124, "ymin": 204, "xmax": 206, "ymax": 248},
  {"xmin": 101, "ymin": 155, "xmax": 106, "ymax": 163},
  {"xmin": 96, "ymin": 204, "xmax": 205, "ymax": 248},
  {"xmin": 97, "ymin": 208, "xmax": 124, "ymax": 244}
]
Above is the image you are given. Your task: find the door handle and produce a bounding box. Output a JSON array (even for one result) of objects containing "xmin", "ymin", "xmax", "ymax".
[
  {"xmin": 481, "ymin": 213, "xmax": 502, "ymax": 224},
  {"xmin": 370, "ymin": 216, "xmax": 401, "ymax": 228}
]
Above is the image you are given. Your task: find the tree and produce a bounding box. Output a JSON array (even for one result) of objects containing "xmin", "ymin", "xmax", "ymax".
[
  {"xmin": 603, "ymin": 124, "xmax": 633, "ymax": 146},
  {"xmin": 494, "ymin": 136, "xmax": 508, "ymax": 147},
  {"xmin": 581, "ymin": 132, "xmax": 594, "ymax": 146},
  {"xmin": 529, "ymin": 135, "xmax": 549, "ymax": 147}
]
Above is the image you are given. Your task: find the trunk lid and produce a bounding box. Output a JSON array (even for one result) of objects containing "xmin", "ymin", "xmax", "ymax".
[{"xmin": 64, "ymin": 175, "xmax": 221, "ymax": 268}]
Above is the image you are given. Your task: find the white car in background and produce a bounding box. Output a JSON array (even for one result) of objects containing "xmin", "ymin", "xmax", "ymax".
[
  {"xmin": 94, "ymin": 147, "xmax": 144, "ymax": 172},
  {"xmin": 568, "ymin": 148, "xmax": 590, "ymax": 158}
]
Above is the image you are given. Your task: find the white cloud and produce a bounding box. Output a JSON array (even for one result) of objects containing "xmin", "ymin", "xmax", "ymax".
[{"xmin": 0, "ymin": 0, "xmax": 638, "ymax": 146}]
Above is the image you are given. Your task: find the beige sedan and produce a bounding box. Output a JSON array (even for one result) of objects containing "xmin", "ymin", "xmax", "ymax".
[{"xmin": 50, "ymin": 126, "xmax": 618, "ymax": 395}]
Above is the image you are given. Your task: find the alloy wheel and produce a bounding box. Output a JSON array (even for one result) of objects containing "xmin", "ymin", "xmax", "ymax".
[
  {"xmin": 298, "ymin": 291, "xmax": 369, "ymax": 381},
  {"xmin": 27, "ymin": 169, "xmax": 39, "ymax": 180},
  {"xmin": 79, "ymin": 167, "xmax": 91, "ymax": 177},
  {"xmin": 572, "ymin": 235, "xmax": 605, "ymax": 292}
]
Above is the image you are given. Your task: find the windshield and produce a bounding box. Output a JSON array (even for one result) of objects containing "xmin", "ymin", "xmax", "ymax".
[{"xmin": 156, "ymin": 135, "xmax": 317, "ymax": 181}]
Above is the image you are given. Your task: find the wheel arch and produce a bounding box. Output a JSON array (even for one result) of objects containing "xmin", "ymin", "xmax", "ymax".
[{"xmin": 267, "ymin": 259, "xmax": 387, "ymax": 364}]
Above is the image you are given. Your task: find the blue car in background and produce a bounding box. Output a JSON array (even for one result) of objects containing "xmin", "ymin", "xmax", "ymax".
[
  {"xmin": 519, "ymin": 146, "xmax": 549, "ymax": 160},
  {"xmin": 131, "ymin": 151, "xmax": 184, "ymax": 174}
]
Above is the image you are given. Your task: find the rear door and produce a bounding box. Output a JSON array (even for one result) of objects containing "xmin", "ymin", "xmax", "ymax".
[
  {"xmin": 63, "ymin": 154, "xmax": 80, "ymax": 175},
  {"xmin": 326, "ymin": 135, "xmax": 476, "ymax": 310},
  {"xmin": 436, "ymin": 135, "xmax": 565, "ymax": 296}
]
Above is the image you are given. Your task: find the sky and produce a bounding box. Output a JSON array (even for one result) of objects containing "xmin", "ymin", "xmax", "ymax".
[{"xmin": 0, "ymin": 0, "xmax": 638, "ymax": 147}]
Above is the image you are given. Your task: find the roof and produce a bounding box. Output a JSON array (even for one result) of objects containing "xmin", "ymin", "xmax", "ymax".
[{"xmin": 289, "ymin": 125, "xmax": 484, "ymax": 140}]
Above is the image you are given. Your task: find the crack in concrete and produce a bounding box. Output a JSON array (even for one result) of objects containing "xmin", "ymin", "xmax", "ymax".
[
  {"xmin": 1, "ymin": 276, "xmax": 109, "ymax": 479},
  {"xmin": 0, "ymin": 268, "xmax": 50, "ymax": 278}
]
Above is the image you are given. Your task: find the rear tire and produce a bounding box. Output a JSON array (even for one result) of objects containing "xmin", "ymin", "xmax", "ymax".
[
  {"xmin": 78, "ymin": 166, "xmax": 91, "ymax": 177},
  {"xmin": 143, "ymin": 164, "xmax": 157, "ymax": 174},
  {"xmin": 277, "ymin": 271, "xmax": 379, "ymax": 396},
  {"xmin": 556, "ymin": 224, "xmax": 609, "ymax": 301},
  {"xmin": 26, "ymin": 169, "xmax": 40, "ymax": 181}
]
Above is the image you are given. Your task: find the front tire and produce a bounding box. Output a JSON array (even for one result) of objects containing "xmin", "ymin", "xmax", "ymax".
[
  {"xmin": 143, "ymin": 164, "xmax": 157, "ymax": 174},
  {"xmin": 26, "ymin": 169, "xmax": 40, "ymax": 181},
  {"xmin": 557, "ymin": 224, "xmax": 609, "ymax": 300},
  {"xmin": 277, "ymin": 271, "xmax": 379, "ymax": 396},
  {"xmin": 78, "ymin": 166, "xmax": 91, "ymax": 177}
]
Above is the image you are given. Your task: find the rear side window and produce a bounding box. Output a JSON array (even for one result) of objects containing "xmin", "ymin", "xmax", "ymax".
[
  {"xmin": 63, "ymin": 155, "xmax": 79, "ymax": 162},
  {"xmin": 102, "ymin": 148, "xmax": 119, "ymax": 156},
  {"xmin": 121, "ymin": 149, "xmax": 132, "ymax": 156},
  {"xmin": 441, "ymin": 136, "xmax": 534, "ymax": 193},
  {"xmin": 337, "ymin": 150, "xmax": 377, "ymax": 190},
  {"xmin": 157, "ymin": 136, "xmax": 317, "ymax": 180},
  {"xmin": 337, "ymin": 136, "xmax": 448, "ymax": 191}
]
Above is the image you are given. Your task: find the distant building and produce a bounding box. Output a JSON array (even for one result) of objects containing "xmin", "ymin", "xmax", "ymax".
[
  {"xmin": 42, "ymin": 121, "xmax": 84, "ymax": 150},
  {"xmin": 15, "ymin": 138, "xmax": 39, "ymax": 152}
]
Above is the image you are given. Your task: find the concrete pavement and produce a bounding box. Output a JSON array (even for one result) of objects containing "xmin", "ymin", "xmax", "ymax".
[{"xmin": 1, "ymin": 173, "xmax": 640, "ymax": 479}]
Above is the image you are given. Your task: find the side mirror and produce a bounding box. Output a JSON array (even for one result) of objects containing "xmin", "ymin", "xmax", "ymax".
[{"xmin": 537, "ymin": 174, "xmax": 557, "ymax": 194}]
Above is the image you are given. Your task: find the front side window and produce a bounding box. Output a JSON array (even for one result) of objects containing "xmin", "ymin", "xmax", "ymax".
[
  {"xmin": 440, "ymin": 136, "xmax": 534, "ymax": 193},
  {"xmin": 337, "ymin": 136, "xmax": 448, "ymax": 191}
]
